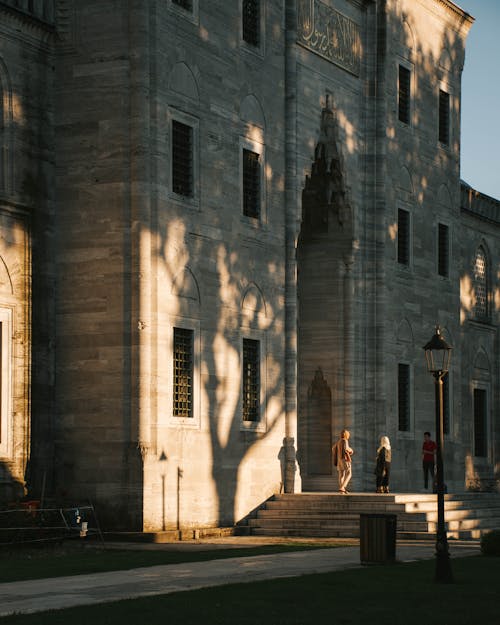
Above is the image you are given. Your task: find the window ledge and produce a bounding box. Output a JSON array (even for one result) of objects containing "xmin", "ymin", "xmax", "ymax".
[
  {"xmin": 467, "ymin": 318, "xmax": 496, "ymax": 332},
  {"xmin": 241, "ymin": 420, "xmax": 266, "ymax": 433}
]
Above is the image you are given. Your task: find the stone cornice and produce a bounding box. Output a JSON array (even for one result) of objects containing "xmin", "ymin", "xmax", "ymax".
[
  {"xmin": 461, "ymin": 182, "xmax": 500, "ymax": 226},
  {"xmin": 436, "ymin": 0, "xmax": 474, "ymax": 24},
  {"xmin": 0, "ymin": 2, "xmax": 55, "ymax": 33},
  {"xmin": 0, "ymin": 196, "xmax": 32, "ymax": 219},
  {"xmin": 415, "ymin": 0, "xmax": 474, "ymax": 32}
]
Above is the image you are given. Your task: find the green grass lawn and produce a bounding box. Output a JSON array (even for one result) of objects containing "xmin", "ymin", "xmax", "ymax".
[
  {"xmin": 0, "ymin": 541, "xmax": 350, "ymax": 583},
  {"xmin": 1, "ymin": 556, "xmax": 498, "ymax": 625}
]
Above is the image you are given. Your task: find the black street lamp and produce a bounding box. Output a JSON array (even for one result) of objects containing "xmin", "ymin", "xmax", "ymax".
[{"xmin": 423, "ymin": 326, "xmax": 453, "ymax": 583}]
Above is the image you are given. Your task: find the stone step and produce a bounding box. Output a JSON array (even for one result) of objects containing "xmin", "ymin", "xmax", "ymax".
[
  {"xmin": 256, "ymin": 507, "xmax": 500, "ymax": 524},
  {"xmin": 250, "ymin": 527, "xmax": 360, "ymax": 538},
  {"xmin": 400, "ymin": 500, "xmax": 500, "ymax": 513},
  {"xmin": 255, "ymin": 509, "xmax": 429, "ymax": 523},
  {"xmin": 272, "ymin": 493, "xmax": 500, "ymax": 506},
  {"xmin": 249, "ymin": 519, "xmax": 360, "ymax": 530},
  {"xmin": 250, "ymin": 518, "xmax": 430, "ymax": 532},
  {"xmin": 424, "ymin": 507, "xmax": 500, "ymax": 522},
  {"xmin": 429, "ymin": 517, "xmax": 500, "ymax": 532},
  {"xmin": 275, "ymin": 492, "xmax": 500, "ymax": 500},
  {"xmin": 255, "ymin": 511, "xmax": 361, "ymax": 520},
  {"xmin": 266, "ymin": 496, "xmax": 500, "ymax": 516},
  {"xmin": 245, "ymin": 492, "xmax": 500, "ymax": 541}
]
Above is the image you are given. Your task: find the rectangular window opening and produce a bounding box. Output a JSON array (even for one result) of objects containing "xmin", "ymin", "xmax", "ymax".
[
  {"xmin": 173, "ymin": 328, "xmax": 194, "ymax": 418},
  {"xmin": 172, "ymin": 0, "xmax": 193, "ymax": 10},
  {"xmin": 243, "ymin": 148, "xmax": 260, "ymax": 219},
  {"xmin": 439, "ymin": 90, "xmax": 450, "ymax": 145},
  {"xmin": 397, "ymin": 208, "xmax": 410, "ymax": 265},
  {"xmin": 242, "ymin": 0, "xmax": 260, "ymax": 47},
  {"xmin": 398, "ymin": 65, "xmax": 411, "ymax": 124},
  {"xmin": 172, "ymin": 120, "xmax": 193, "ymax": 197},
  {"xmin": 438, "ymin": 223, "xmax": 449, "ymax": 277},
  {"xmin": 398, "ymin": 364, "xmax": 410, "ymax": 432},
  {"xmin": 243, "ymin": 339, "xmax": 260, "ymax": 422},
  {"xmin": 474, "ymin": 248, "xmax": 488, "ymax": 320},
  {"xmin": 473, "ymin": 388, "xmax": 487, "ymax": 457}
]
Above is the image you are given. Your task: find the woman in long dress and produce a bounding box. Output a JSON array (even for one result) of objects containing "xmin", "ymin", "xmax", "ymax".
[
  {"xmin": 333, "ymin": 429, "xmax": 354, "ymax": 494},
  {"xmin": 375, "ymin": 436, "xmax": 391, "ymax": 493}
]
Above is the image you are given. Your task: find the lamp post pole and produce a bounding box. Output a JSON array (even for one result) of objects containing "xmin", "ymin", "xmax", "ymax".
[
  {"xmin": 433, "ymin": 370, "xmax": 453, "ymax": 583},
  {"xmin": 423, "ymin": 326, "xmax": 453, "ymax": 583}
]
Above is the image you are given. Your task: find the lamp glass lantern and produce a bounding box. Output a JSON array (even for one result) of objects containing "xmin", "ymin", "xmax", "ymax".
[{"xmin": 423, "ymin": 327, "xmax": 452, "ymax": 375}]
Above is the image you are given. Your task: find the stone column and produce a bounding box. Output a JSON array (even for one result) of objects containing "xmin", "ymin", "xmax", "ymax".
[
  {"xmin": 284, "ymin": 0, "xmax": 301, "ymax": 492},
  {"xmin": 128, "ymin": 0, "xmax": 152, "ymax": 527}
]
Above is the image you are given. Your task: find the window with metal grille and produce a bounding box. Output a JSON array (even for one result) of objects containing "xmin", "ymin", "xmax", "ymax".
[
  {"xmin": 474, "ymin": 247, "xmax": 488, "ymax": 320},
  {"xmin": 473, "ymin": 388, "xmax": 487, "ymax": 457},
  {"xmin": 173, "ymin": 328, "xmax": 193, "ymax": 418},
  {"xmin": 243, "ymin": 148, "xmax": 260, "ymax": 218},
  {"xmin": 242, "ymin": 0, "xmax": 260, "ymax": 47},
  {"xmin": 438, "ymin": 223, "xmax": 449, "ymax": 277},
  {"xmin": 398, "ymin": 364, "xmax": 410, "ymax": 431},
  {"xmin": 398, "ymin": 65, "xmax": 411, "ymax": 124},
  {"xmin": 172, "ymin": 0, "xmax": 192, "ymax": 10},
  {"xmin": 172, "ymin": 120, "xmax": 193, "ymax": 197},
  {"xmin": 397, "ymin": 208, "xmax": 410, "ymax": 265},
  {"xmin": 438, "ymin": 89, "xmax": 450, "ymax": 145},
  {"xmin": 243, "ymin": 339, "xmax": 260, "ymax": 422}
]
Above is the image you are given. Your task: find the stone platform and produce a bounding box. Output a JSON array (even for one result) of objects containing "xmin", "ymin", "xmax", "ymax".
[{"xmin": 238, "ymin": 492, "xmax": 500, "ymax": 540}]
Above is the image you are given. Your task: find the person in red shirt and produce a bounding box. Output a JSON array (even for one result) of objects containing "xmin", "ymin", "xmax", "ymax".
[{"xmin": 422, "ymin": 431, "xmax": 437, "ymax": 490}]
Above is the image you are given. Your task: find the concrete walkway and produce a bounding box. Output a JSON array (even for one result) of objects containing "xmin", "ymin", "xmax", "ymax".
[{"xmin": 0, "ymin": 538, "xmax": 480, "ymax": 617}]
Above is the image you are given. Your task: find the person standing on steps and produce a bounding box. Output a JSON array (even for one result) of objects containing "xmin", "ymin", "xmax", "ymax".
[
  {"xmin": 422, "ymin": 431, "xmax": 437, "ymax": 490},
  {"xmin": 375, "ymin": 436, "xmax": 391, "ymax": 493},
  {"xmin": 333, "ymin": 429, "xmax": 354, "ymax": 494}
]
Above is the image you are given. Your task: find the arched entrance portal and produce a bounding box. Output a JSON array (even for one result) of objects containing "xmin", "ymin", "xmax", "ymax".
[{"xmin": 297, "ymin": 103, "xmax": 355, "ymax": 491}]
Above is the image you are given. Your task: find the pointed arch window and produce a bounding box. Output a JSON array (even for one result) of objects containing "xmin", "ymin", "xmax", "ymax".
[{"xmin": 473, "ymin": 247, "xmax": 489, "ymax": 321}]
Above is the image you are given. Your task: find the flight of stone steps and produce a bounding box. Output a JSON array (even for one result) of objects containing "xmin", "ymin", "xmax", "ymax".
[{"xmin": 237, "ymin": 492, "xmax": 500, "ymax": 540}]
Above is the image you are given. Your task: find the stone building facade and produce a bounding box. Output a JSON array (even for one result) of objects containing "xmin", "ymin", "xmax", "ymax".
[{"xmin": 0, "ymin": 0, "xmax": 497, "ymax": 530}]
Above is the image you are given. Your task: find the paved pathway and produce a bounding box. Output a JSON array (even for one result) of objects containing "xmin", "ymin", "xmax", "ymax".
[{"xmin": 0, "ymin": 539, "xmax": 480, "ymax": 617}]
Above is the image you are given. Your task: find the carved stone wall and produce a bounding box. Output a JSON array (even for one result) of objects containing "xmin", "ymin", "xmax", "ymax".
[
  {"xmin": 4, "ymin": 0, "xmax": 497, "ymax": 531},
  {"xmin": 0, "ymin": 3, "xmax": 54, "ymax": 505}
]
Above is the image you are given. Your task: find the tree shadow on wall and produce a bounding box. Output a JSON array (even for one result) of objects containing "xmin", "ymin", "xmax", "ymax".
[{"xmin": 157, "ymin": 223, "xmax": 286, "ymax": 527}]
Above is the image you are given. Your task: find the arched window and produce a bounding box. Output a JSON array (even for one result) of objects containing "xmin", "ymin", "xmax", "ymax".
[{"xmin": 473, "ymin": 246, "xmax": 489, "ymax": 321}]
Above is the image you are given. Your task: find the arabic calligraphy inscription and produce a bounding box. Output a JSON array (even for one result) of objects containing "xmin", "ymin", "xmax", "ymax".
[{"xmin": 297, "ymin": 0, "xmax": 360, "ymax": 76}]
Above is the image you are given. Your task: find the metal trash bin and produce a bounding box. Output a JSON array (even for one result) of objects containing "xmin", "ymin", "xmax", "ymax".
[{"xmin": 360, "ymin": 513, "xmax": 397, "ymax": 563}]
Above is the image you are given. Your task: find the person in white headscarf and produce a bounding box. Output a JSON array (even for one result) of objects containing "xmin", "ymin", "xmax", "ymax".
[{"xmin": 375, "ymin": 436, "xmax": 392, "ymax": 493}]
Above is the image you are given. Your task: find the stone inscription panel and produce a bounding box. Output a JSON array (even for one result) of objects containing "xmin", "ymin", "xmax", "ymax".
[{"xmin": 297, "ymin": 0, "xmax": 360, "ymax": 76}]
